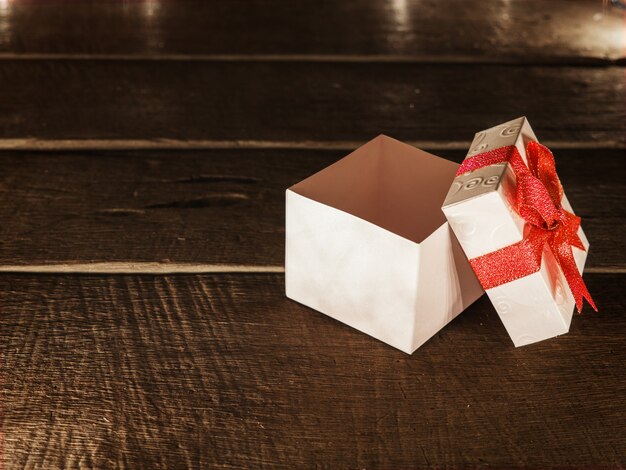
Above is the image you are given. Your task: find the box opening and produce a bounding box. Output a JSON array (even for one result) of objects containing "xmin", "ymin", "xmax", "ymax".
[{"xmin": 290, "ymin": 135, "xmax": 459, "ymax": 244}]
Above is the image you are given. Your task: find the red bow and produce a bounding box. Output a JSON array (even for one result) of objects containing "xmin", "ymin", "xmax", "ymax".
[{"xmin": 457, "ymin": 141, "xmax": 597, "ymax": 313}]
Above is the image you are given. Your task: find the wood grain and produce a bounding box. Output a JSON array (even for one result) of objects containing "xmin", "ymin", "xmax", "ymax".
[
  {"xmin": 0, "ymin": 0, "xmax": 623, "ymax": 62},
  {"xmin": 0, "ymin": 148, "xmax": 623, "ymax": 270},
  {"xmin": 1, "ymin": 273, "xmax": 624, "ymax": 468},
  {"xmin": 0, "ymin": 61, "xmax": 623, "ymax": 146}
]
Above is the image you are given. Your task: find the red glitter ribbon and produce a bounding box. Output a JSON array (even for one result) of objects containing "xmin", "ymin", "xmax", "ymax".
[{"xmin": 457, "ymin": 141, "xmax": 597, "ymax": 313}]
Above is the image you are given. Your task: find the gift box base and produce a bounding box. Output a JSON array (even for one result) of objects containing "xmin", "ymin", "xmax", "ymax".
[{"xmin": 285, "ymin": 135, "xmax": 484, "ymax": 354}]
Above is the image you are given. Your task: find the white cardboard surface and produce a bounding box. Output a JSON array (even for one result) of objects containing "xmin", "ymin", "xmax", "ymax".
[
  {"xmin": 285, "ymin": 135, "xmax": 483, "ymax": 353},
  {"xmin": 442, "ymin": 117, "xmax": 588, "ymax": 347}
]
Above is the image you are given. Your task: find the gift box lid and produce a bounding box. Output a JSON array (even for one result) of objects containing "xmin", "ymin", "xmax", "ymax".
[{"xmin": 440, "ymin": 117, "xmax": 596, "ymax": 347}]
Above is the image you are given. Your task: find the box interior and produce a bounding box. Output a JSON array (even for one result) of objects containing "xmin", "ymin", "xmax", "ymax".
[{"xmin": 290, "ymin": 135, "xmax": 459, "ymax": 244}]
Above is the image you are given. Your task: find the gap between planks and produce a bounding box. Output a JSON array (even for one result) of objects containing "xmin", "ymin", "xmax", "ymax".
[
  {"xmin": 0, "ymin": 264, "xmax": 621, "ymax": 275},
  {"xmin": 0, "ymin": 139, "xmax": 623, "ymax": 152},
  {"xmin": 0, "ymin": 263, "xmax": 284, "ymax": 274},
  {"xmin": 0, "ymin": 53, "xmax": 622, "ymax": 66}
]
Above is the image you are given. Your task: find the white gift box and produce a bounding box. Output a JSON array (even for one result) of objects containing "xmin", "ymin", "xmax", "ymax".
[
  {"xmin": 442, "ymin": 117, "xmax": 589, "ymax": 347},
  {"xmin": 285, "ymin": 135, "xmax": 483, "ymax": 353}
]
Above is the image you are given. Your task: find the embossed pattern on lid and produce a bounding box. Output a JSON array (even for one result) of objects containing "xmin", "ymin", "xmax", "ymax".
[{"xmin": 442, "ymin": 117, "xmax": 538, "ymax": 209}]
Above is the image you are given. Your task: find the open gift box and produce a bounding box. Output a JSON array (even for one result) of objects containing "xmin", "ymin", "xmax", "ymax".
[{"xmin": 285, "ymin": 135, "xmax": 483, "ymax": 353}]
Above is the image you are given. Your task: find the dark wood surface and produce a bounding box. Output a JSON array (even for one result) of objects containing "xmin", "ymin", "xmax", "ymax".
[
  {"xmin": 2, "ymin": 274, "xmax": 625, "ymax": 469},
  {"xmin": 0, "ymin": 61, "xmax": 624, "ymax": 145},
  {"xmin": 0, "ymin": 0, "xmax": 623, "ymax": 62},
  {"xmin": 0, "ymin": 1, "xmax": 625, "ymax": 468},
  {"xmin": 0, "ymin": 148, "xmax": 623, "ymax": 270}
]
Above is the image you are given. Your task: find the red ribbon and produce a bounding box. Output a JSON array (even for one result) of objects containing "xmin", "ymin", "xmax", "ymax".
[{"xmin": 457, "ymin": 141, "xmax": 597, "ymax": 313}]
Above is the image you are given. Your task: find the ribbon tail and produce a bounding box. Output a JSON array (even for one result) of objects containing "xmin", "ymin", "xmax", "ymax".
[
  {"xmin": 561, "ymin": 209, "xmax": 586, "ymax": 251},
  {"xmin": 551, "ymin": 239, "xmax": 597, "ymax": 313}
]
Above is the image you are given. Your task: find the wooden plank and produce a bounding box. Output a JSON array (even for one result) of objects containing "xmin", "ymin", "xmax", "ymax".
[
  {"xmin": 0, "ymin": 0, "xmax": 623, "ymax": 62},
  {"xmin": 0, "ymin": 61, "xmax": 623, "ymax": 146},
  {"xmin": 0, "ymin": 148, "xmax": 623, "ymax": 270},
  {"xmin": 1, "ymin": 273, "xmax": 624, "ymax": 468}
]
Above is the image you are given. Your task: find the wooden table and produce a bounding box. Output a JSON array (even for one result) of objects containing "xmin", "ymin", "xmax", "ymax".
[{"xmin": 1, "ymin": 1, "xmax": 625, "ymax": 468}]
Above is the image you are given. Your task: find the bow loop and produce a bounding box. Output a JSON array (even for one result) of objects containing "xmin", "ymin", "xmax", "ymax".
[
  {"xmin": 526, "ymin": 141, "xmax": 564, "ymax": 207},
  {"xmin": 515, "ymin": 172, "xmax": 561, "ymax": 230}
]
